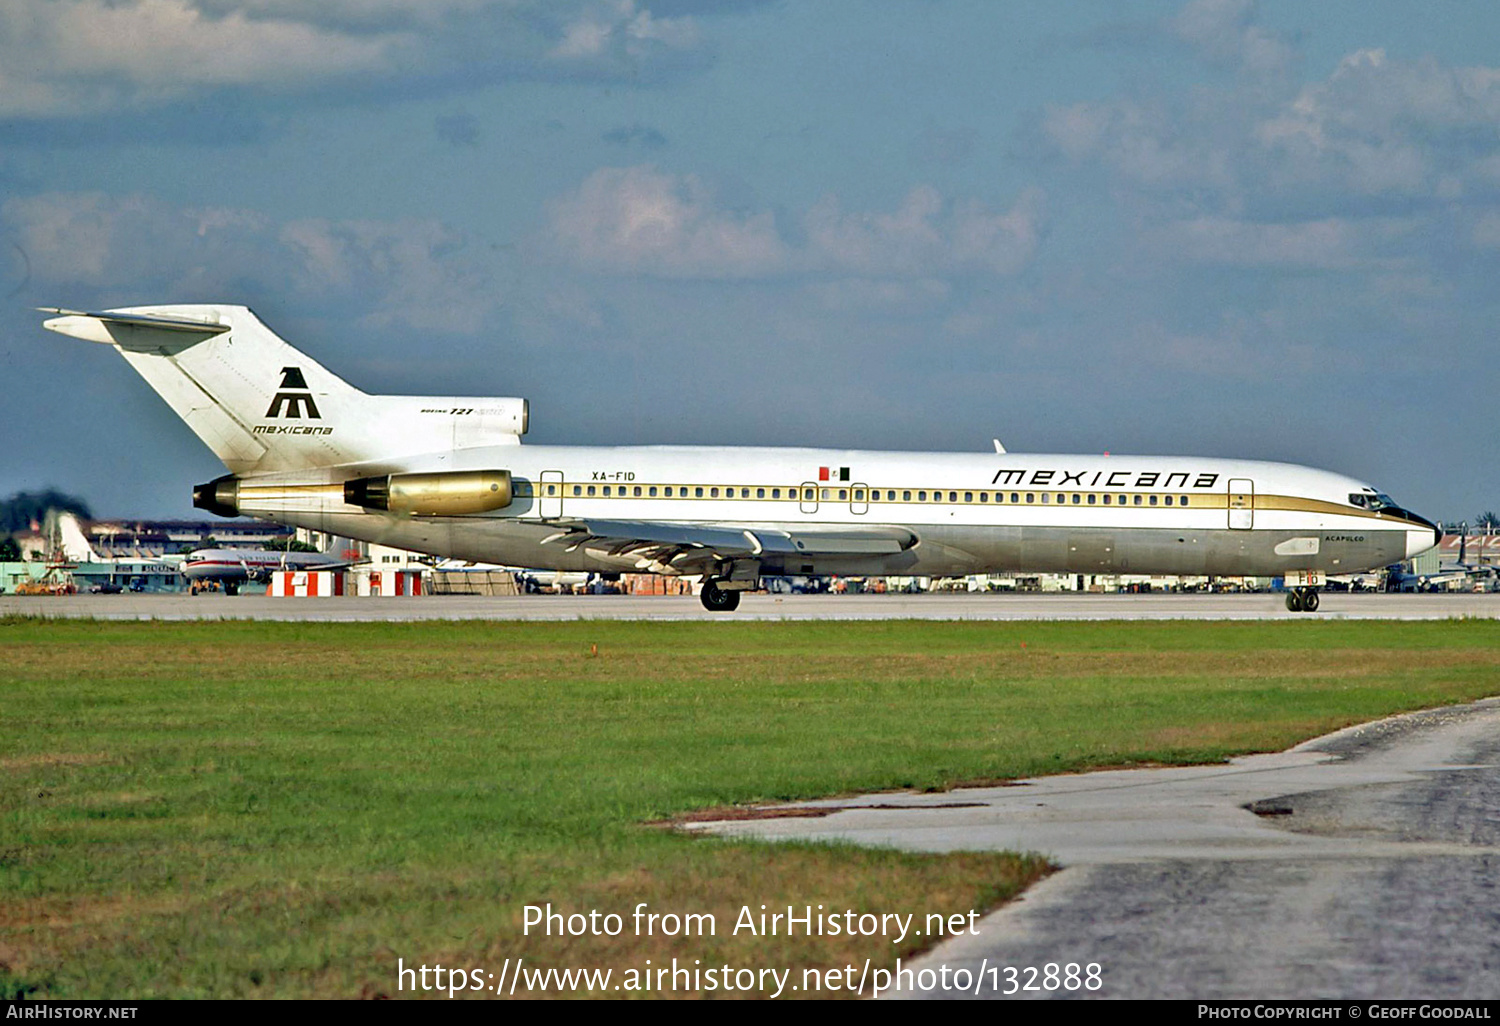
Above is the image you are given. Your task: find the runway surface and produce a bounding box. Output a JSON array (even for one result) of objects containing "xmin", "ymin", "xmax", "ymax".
[
  {"xmin": 689, "ymin": 699, "xmax": 1500, "ymax": 999},
  {"xmin": 2, "ymin": 591, "xmax": 1498, "ymax": 621}
]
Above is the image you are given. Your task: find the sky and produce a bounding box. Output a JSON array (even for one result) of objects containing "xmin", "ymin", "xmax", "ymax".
[{"xmin": 2, "ymin": 0, "xmax": 1498, "ymax": 524}]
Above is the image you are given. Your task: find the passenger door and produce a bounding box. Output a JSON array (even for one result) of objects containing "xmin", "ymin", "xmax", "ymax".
[
  {"xmin": 539, "ymin": 470, "xmax": 563, "ymax": 518},
  {"xmin": 799, "ymin": 481, "xmax": 819, "ymax": 514},
  {"xmin": 1228, "ymin": 479, "xmax": 1254, "ymax": 530}
]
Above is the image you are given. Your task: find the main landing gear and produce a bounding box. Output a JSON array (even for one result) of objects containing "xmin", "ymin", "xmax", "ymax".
[
  {"xmin": 1285, "ymin": 588, "xmax": 1320, "ymax": 613},
  {"xmin": 700, "ymin": 578, "xmax": 742, "ymax": 612}
]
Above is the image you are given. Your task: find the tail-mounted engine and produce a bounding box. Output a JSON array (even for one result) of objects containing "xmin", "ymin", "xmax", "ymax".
[
  {"xmin": 343, "ymin": 470, "xmax": 513, "ymax": 515},
  {"xmin": 193, "ymin": 475, "xmax": 241, "ymax": 518}
]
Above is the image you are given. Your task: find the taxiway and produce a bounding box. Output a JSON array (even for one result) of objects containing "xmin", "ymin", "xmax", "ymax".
[{"xmin": 690, "ymin": 699, "xmax": 1500, "ymax": 999}]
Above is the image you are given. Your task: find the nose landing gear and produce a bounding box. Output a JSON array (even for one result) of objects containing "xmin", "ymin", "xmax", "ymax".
[{"xmin": 1285, "ymin": 588, "xmax": 1320, "ymax": 613}]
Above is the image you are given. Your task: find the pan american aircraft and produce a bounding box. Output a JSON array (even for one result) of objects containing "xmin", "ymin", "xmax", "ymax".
[{"xmin": 41, "ymin": 305, "xmax": 1441, "ymax": 612}]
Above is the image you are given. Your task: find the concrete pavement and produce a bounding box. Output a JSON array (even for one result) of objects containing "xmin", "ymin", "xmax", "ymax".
[{"xmin": 688, "ymin": 699, "xmax": 1500, "ymax": 999}]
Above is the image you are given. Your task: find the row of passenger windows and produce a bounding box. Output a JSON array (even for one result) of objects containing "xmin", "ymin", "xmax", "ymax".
[{"xmin": 556, "ymin": 483, "xmax": 1194, "ymax": 506}]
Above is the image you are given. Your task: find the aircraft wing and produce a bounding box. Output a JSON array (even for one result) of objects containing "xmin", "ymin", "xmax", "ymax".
[{"xmin": 538, "ymin": 518, "xmax": 917, "ymax": 572}]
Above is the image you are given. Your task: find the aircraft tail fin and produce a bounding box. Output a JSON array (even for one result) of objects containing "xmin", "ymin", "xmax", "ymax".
[
  {"xmin": 311, "ymin": 533, "xmax": 363, "ymax": 563},
  {"xmin": 42, "ymin": 305, "xmax": 362, "ymax": 475},
  {"xmin": 44, "ymin": 304, "xmax": 532, "ymax": 483},
  {"xmin": 55, "ymin": 511, "xmax": 101, "ymax": 563}
]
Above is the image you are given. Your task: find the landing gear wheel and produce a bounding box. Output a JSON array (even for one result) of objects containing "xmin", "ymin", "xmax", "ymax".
[
  {"xmin": 700, "ymin": 579, "xmax": 741, "ymax": 612},
  {"xmin": 1285, "ymin": 590, "xmax": 1304, "ymax": 612},
  {"xmin": 1302, "ymin": 589, "xmax": 1319, "ymax": 612}
]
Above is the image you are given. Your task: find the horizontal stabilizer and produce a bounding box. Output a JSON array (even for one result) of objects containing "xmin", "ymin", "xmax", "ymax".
[{"xmin": 40, "ymin": 308, "xmax": 229, "ymax": 349}]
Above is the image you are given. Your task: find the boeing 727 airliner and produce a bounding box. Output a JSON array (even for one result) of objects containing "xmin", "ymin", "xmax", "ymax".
[{"xmin": 41, "ymin": 305, "xmax": 1441, "ymax": 612}]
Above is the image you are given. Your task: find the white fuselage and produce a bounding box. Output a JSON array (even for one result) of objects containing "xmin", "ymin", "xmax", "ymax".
[
  {"xmin": 227, "ymin": 444, "xmax": 1440, "ymax": 580},
  {"xmin": 182, "ymin": 549, "xmax": 351, "ymax": 583}
]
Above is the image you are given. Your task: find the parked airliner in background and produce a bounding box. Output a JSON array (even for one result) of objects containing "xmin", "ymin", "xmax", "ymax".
[
  {"xmin": 182, "ymin": 545, "xmax": 356, "ymax": 595},
  {"xmin": 41, "ymin": 305, "xmax": 1441, "ymax": 612},
  {"xmin": 1385, "ymin": 530, "xmax": 1498, "ymax": 593}
]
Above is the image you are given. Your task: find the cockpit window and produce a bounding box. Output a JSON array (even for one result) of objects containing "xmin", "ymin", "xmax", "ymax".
[
  {"xmin": 1350, "ymin": 492, "xmax": 1397, "ymax": 511},
  {"xmin": 1348, "ymin": 494, "xmax": 1367, "ymax": 508}
]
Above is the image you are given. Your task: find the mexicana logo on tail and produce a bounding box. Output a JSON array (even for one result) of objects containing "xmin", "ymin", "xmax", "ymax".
[{"xmin": 265, "ymin": 366, "xmax": 320, "ymax": 419}]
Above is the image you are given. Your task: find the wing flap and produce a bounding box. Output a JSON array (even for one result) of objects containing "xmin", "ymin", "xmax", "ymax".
[
  {"xmin": 541, "ymin": 518, "xmax": 917, "ymax": 565},
  {"xmin": 544, "ymin": 519, "xmax": 758, "ymax": 557},
  {"xmin": 773, "ymin": 529, "xmax": 913, "ymax": 555}
]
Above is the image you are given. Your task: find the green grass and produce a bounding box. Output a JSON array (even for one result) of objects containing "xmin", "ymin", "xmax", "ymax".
[{"xmin": 2, "ymin": 618, "xmax": 1497, "ymax": 998}]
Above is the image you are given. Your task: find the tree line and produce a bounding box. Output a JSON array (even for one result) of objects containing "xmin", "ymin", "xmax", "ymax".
[{"xmin": 1443, "ymin": 512, "xmax": 1500, "ymax": 533}]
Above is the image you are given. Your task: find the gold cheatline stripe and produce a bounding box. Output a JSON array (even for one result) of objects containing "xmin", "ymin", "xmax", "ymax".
[
  {"xmin": 539, "ymin": 482, "xmax": 1425, "ymax": 524},
  {"xmin": 1256, "ymin": 494, "xmax": 1431, "ymax": 527}
]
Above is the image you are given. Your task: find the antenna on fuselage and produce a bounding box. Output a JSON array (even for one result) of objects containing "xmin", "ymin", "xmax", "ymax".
[{"xmin": 992, "ymin": 438, "xmax": 1006, "ymax": 454}]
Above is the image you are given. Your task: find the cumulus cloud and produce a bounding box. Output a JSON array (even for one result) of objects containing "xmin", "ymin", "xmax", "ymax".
[
  {"xmin": 1049, "ymin": 22, "xmax": 1500, "ymax": 206},
  {"xmin": 551, "ymin": 0, "xmax": 698, "ymax": 61},
  {"xmin": 280, "ymin": 217, "xmax": 491, "ymax": 331},
  {"xmin": 1041, "ymin": 97, "xmax": 1237, "ymax": 190},
  {"xmin": 548, "ymin": 166, "xmax": 1044, "ymax": 280},
  {"xmin": 804, "ymin": 186, "xmax": 1043, "ymax": 277},
  {"xmin": 0, "ymin": 0, "xmax": 404, "ymax": 118},
  {"xmin": 194, "ymin": 1, "xmax": 495, "ymax": 28},
  {"xmin": 1035, "ymin": 0, "xmax": 1500, "ymax": 291},
  {"xmin": 1171, "ymin": 0, "xmax": 1294, "ymax": 80},
  {"xmin": 546, "ymin": 166, "xmax": 790, "ymax": 278},
  {"xmin": 3, "ymin": 191, "xmax": 494, "ymax": 331},
  {"xmin": 1043, "ymin": 2, "xmax": 1500, "ymax": 208},
  {"xmin": 0, "ymin": 0, "xmax": 706, "ymax": 120},
  {"xmin": 1255, "ymin": 49, "xmax": 1500, "ymax": 198}
]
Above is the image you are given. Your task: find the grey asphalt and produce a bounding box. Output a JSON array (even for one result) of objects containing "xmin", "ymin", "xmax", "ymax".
[
  {"xmin": 688, "ymin": 699, "xmax": 1500, "ymax": 999},
  {"xmin": 2, "ymin": 591, "xmax": 1498, "ymax": 621}
]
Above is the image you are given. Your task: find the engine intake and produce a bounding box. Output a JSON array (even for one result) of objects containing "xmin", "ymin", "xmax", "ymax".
[{"xmin": 344, "ymin": 470, "xmax": 513, "ymax": 515}]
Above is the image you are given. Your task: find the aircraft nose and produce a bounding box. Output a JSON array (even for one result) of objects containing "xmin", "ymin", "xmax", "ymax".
[{"xmin": 1404, "ymin": 511, "xmax": 1442, "ymax": 559}]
